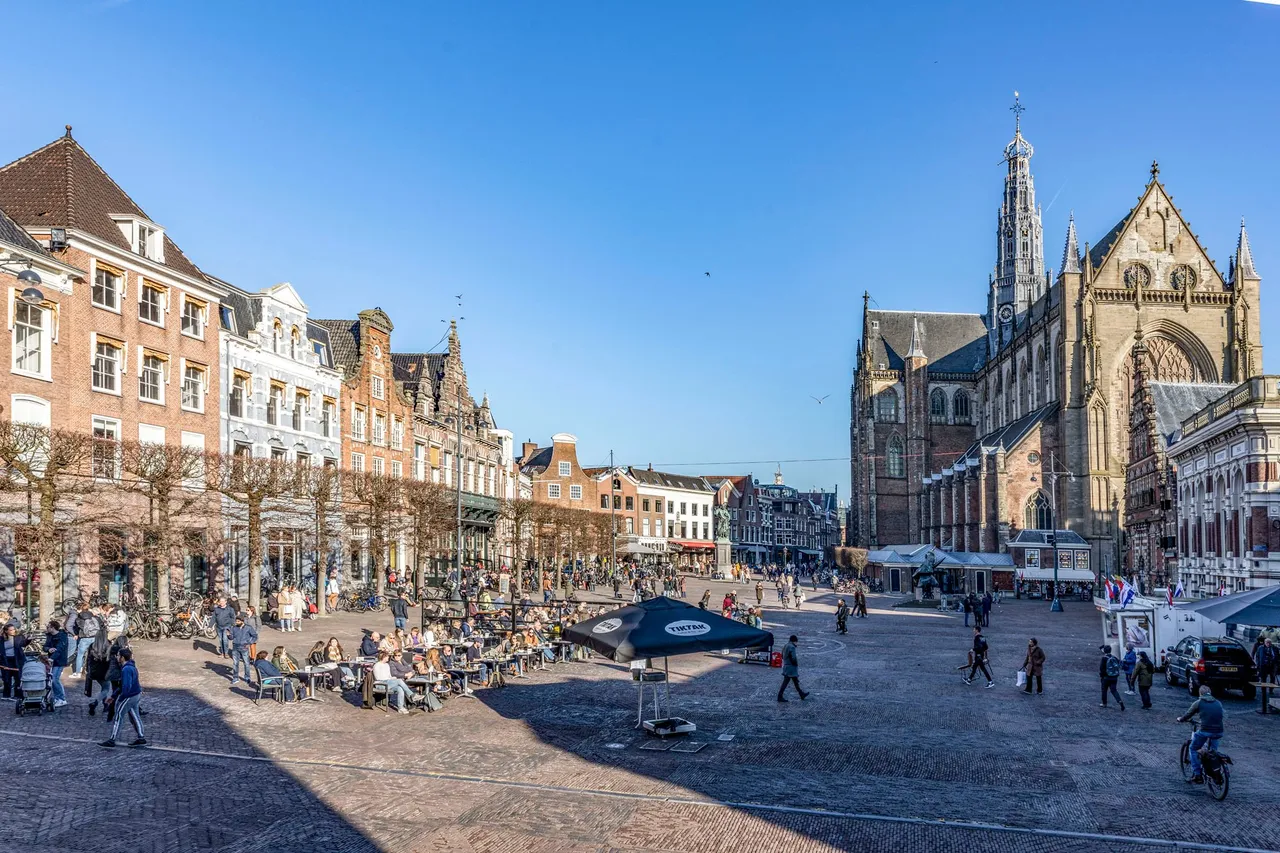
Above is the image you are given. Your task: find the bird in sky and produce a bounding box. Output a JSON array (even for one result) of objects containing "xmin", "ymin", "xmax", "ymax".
[
  {"xmin": 704, "ymin": 271, "xmax": 711, "ymax": 277},
  {"xmin": 811, "ymin": 395, "xmax": 830, "ymax": 404}
]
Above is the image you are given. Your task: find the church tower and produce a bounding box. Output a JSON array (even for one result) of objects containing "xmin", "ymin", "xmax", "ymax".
[{"xmin": 990, "ymin": 92, "xmax": 1046, "ymax": 351}]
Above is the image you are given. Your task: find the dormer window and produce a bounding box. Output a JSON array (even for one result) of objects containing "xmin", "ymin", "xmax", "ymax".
[{"xmin": 114, "ymin": 217, "xmax": 164, "ymax": 262}]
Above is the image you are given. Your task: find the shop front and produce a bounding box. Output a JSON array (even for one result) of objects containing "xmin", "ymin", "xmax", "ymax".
[{"xmin": 670, "ymin": 540, "xmax": 715, "ymax": 571}]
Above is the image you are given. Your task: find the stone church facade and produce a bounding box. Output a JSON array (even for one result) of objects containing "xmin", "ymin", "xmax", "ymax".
[{"xmin": 850, "ymin": 104, "xmax": 1263, "ymax": 580}]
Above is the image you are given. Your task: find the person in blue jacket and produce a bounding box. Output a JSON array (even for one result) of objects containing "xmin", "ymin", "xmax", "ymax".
[
  {"xmin": 42, "ymin": 620, "xmax": 70, "ymax": 708},
  {"xmin": 1122, "ymin": 643, "xmax": 1138, "ymax": 695},
  {"xmin": 100, "ymin": 647, "xmax": 145, "ymax": 748}
]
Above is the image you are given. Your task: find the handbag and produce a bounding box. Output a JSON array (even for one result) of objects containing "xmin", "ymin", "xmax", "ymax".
[{"xmin": 1016, "ymin": 669, "xmax": 1027, "ymax": 687}]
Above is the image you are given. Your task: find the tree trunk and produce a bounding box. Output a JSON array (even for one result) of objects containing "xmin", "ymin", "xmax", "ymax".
[
  {"xmin": 36, "ymin": 484, "xmax": 57, "ymax": 624},
  {"xmin": 155, "ymin": 488, "xmax": 173, "ymax": 614},
  {"xmin": 373, "ymin": 522, "xmax": 386, "ymax": 597},
  {"xmin": 413, "ymin": 517, "xmax": 425, "ymax": 601},
  {"xmin": 314, "ymin": 501, "xmax": 328, "ymax": 618},
  {"xmin": 247, "ymin": 498, "xmax": 263, "ymax": 609}
]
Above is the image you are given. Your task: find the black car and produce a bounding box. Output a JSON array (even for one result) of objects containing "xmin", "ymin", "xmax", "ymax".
[{"xmin": 1164, "ymin": 636, "xmax": 1257, "ymax": 699}]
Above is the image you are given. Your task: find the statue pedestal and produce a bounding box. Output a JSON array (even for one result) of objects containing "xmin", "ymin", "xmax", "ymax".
[{"xmin": 714, "ymin": 540, "xmax": 732, "ymax": 576}]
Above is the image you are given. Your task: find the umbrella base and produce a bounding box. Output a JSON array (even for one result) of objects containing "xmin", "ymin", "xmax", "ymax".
[{"xmin": 643, "ymin": 717, "xmax": 696, "ymax": 738}]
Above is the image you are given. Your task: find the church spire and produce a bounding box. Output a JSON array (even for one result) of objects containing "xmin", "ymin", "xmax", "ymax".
[
  {"xmin": 1060, "ymin": 213, "xmax": 1081, "ymax": 274},
  {"xmin": 906, "ymin": 316, "xmax": 925, "ymax": 360},
  {"xmin": 1235, "ymin": 218, "xmax": 1259, "ymax": 281},
  {"xmin": 992, "ymin": 92, "xmax": 1045, "ymax": 349}
]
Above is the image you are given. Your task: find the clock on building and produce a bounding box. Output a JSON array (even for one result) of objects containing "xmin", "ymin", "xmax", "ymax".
[{"xmin": 998, "ymin": 305, "xmax": 1014, "ymax": 323}]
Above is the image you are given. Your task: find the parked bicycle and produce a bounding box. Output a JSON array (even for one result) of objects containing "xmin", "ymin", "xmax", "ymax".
[{"xmin": 1179, "ymin": 720, "xmax": 1231, "ymax": 800}]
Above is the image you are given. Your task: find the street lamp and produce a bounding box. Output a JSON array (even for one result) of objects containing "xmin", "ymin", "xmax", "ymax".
[{"xmin": 1030, "ymin": 450, "xmax": 1078, "ymax": 613}]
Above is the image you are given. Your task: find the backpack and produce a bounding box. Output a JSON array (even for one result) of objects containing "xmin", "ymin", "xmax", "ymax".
[{"xmin": 1105, "ymin": 655, "xmax": 1120, "ymax": 679}]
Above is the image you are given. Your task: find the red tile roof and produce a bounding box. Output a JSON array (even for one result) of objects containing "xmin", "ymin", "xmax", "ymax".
[{"xmin": 0, "ymin": 129, "xmax": 203, "ymax": 279}]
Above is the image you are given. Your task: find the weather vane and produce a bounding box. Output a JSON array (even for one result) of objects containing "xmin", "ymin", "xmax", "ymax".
[{"xmin": 1010, "ymin": 90, "xmax": 1026, "ymax": 130}]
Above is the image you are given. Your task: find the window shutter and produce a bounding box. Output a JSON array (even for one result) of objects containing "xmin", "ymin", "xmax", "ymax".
[
  {"xmin": 89, "ymin": 331, "xmax": 97, "ymax": 366},
  {"xmin": 119, "ymin": 340, "xmax": 127, "ymax": 375}
]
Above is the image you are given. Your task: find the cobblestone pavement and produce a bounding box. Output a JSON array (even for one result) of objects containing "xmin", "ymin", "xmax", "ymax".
[{"xmin": 3, "ymin": 580, "xmax": 1278, "ymax": 853}]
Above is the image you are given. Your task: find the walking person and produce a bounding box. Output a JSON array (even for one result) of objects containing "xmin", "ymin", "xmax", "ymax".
[
  {"xmin": 1021, "ymin": 638, "xmax": 1045, "ymax": 695},
  {"xmin": 212, "ymin": 596, "xmax": 236, "ymax": 658},
  {"xmin": 70, "ymin": 601, "xmax": 100, "ymax": 678},
  {"xmin": 42, "ymin": 620, "xmax": 70, "ymax": 708},
  {"xmin": 835, "ymin": 599, "xmax": 849, "ymax": 635},
  {"xmin": 699, "ymin": 589, "xmax": 711, "ymax": 611},
  {"xmin": 1, "ymin": 623, "xmax": 29, "ymax": 701},
  {"xmin": 325, "ymin": 573, "xmax": 340, "ymax": 611},
  {"xmin": 99, "ymin": 647, "xmax": 145, "ymax": 748},
  {"xmin": 855, "ymin": 587, "xmax": 868, "ymax": 618},
  {"xmin": 964, "ymin": 626, "xmax": 994, "ymax": 688},
  {"xmin": 755, "ymin": 581, "xmax": 764, "ymax": 608},
  {"xmin": 390, "ymin": 590, "xmax": 412, "ymax": 632},
  {"xmin": 777, "ymin": 634, "xmax": 809, "ymax": 702},
  {"xmin": 1098, "ymin": 644, "xmax": 1125, "ymax": 710},
  {"xmin": 1134, "ymin": 651, "xmax": 1155, "ymax": 709},
  {"xmin": 228, "ymin": 615, "xmax": 258, "ymax": 686},
  {"xmin": 1122, "ymin": 643, "xmax": 1138, "ymax": 695},
  {"xmin": 981, "ymin": 592, "xmax": 993, "ymax": 627},
  {"xmin": 1252, "ymin": 637, "xmax": 1277, "ymax": 686},
  {"xmin": 84, "ymin": 623, "xmax": 112, "ymax": 716}
]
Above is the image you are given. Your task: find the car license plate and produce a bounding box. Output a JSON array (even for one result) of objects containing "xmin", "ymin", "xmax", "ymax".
[{"xmin": 1218, "ymin": 666, "xmax": 1238, "ymax": 673}]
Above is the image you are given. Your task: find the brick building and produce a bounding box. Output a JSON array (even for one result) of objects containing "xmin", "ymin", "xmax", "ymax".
[{"xmin": 0, "ymin": 129, "xmax": 226, "ymax": 604}]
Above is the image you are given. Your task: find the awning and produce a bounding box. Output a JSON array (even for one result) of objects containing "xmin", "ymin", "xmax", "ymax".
[
  {"xmin": 1178, "ymin": 586, "xmax": 1280, "ymax": 627},
  {"xmin": 619, "ymin": 539, "xmax": 669, "ymax": 555},
  {"xmin": 671, "ymin": 540, "xmax": 715, "ymax": 551},
  {"xmin": 1018, "ymin": 567, "xmax": 1094, "ymax": 582}
]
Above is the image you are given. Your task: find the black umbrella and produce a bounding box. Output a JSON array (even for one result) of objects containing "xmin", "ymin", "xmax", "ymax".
[{"xmin": 563, "ymin": 596, "xmax": 773, "ymax": 663}]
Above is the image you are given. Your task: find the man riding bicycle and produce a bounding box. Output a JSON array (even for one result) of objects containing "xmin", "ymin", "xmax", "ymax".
[{"xmin": 1176, "ymin": 685, "xmax": 1225, "ymax": 784}]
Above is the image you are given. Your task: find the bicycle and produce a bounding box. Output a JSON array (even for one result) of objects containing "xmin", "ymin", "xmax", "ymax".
[{"xmin": 1179, "ymin": 720, "xmax": 1231, "ymax": 800}]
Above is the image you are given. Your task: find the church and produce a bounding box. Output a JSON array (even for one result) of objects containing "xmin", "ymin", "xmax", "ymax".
[{"xmin": 849, "ymin": 100, "xmax": 1263, "ymax": 581}]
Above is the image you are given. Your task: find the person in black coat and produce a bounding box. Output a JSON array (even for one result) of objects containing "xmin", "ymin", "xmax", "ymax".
[
  {"xmin": 43, "ymin": 621, "xmax": 70, "ymax": 707},
  {"xmin": 85, "ymin": 626, "xmax": 112, "ymax": 715}
]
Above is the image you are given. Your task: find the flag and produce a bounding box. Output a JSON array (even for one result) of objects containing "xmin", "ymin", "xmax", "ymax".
[
  {"xmin": 1103, "ymin": 579, "xmax": 1115, "ymax": 600},
  {"xmin": 1174, "ymin": 581, "xmax": 1184, "ymax": 599},
  {"xmin": 1118, "ymin": 579, "xmax": 1135, "ymax": 610},
  {"xmin": 1166, "ymin": 586, "xmax": 1173, "ymax": 606},
  {"xmin": 1219, "ymin": 585, "xmax": 1228, "ymax": 597}
]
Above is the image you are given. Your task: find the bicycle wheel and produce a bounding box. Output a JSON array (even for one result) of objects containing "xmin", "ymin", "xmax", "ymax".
[
  {"xmin": 1180, "ymin": 741, "xmax": 1194, "ymax": 781},
  {"xmin": 1206, "ymin": 765, "xmax": 1229, "ymax": 800},
  {"xmin": 201, "ymin": 621, "xmax": 216, "ymax": 640}
]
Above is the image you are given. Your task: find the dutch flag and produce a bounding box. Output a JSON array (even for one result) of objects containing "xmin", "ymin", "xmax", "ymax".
[
  {"xmin": 1118, "ymin": 580, "xmax": 1135, "ymax": 610},
  {"xmin": 1174, "ymin": 581, "xmax": 1185, "ymax": 599}
]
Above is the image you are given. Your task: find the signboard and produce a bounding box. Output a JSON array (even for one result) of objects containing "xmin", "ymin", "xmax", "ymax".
[
  {"xmin": 1025, "ymin": 548, "xmax": 1040, "ymax": 568},
  {"xmin": 1058, "ymin": 550, "xmax": 1073, "ymax": 569},
  {"xmin": 1074, "ymin": 550, "xmax": 1090, "ymax": 571}
]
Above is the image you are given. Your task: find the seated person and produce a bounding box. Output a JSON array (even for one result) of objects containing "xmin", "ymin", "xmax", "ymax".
[
  {"xmin": 321, "ymin": 637, "xmax": 356, "ymax": 688},
  {"xmin": 271, "ymin": 645, "xmax": 310, "ymax": 697},
  {"xmin": 253, "ymin": 651, "xmax": 297, "ymax": 702},
  {"xmin": 423, "ymin": 624, "xmax": 437, "ymax": 647},
  {"xmin": 371, "ymin": 651, "xmax": 416, "ymax": 714},
  {"xmin": 378, "ymin": 632, "xmax": 400, "ymax": 657},
  {"xmin": 359, "ymin": 632, "xmax": 380, "ymax": 658},
  {"xmin": 438, "ymin": 645, "xmax": 464, "ymax": 691},
  {"xmin": 464, "ymin": 639, "xmax": 489, "ymax": 687},
  {"xmin": 459, "ymin": 618, "xmax": 475, "ymax": 639},
  {"xmin": 405, "ymin": 627, "xmax": 425, "ymax": 650}
]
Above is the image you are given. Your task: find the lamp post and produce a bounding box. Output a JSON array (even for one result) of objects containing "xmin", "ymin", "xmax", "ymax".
[{"xmin": 1030, "ymin": 450, "xmax": 1078, "ymax": 613}]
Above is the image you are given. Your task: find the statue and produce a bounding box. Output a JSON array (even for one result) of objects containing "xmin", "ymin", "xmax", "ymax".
[{"xmin": 714, "ymin": 504, "xmax": 731, "ymax": 541}]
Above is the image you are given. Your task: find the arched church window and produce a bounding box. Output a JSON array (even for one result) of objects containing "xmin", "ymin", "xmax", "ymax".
[
  {"xmin": 953, "ymin": 390, "xmax": 971, "ymax": 424},
  {"xmin": 1024, "ymin": 361, "xmax": 1035, "ymax": 411},
  {"xmin": 272, "ymin": 320, "xmax": 283, "ymax": 353},
  {"xmin": 886, "ymin": 435, "xmax": 905, "ymax": 478},
  {"xmin": 1038, "ymin": 346, "xmax": 1049, "ymax": 404},
  {"xmin": 1089, "ymin": 405, "xmax": 1108, "ymax": 471},
  {"xmin": 929, "ymin": 388, "xmax": 947, "ymax": 423},
  {"xmin": 1123, "ymin": 263, "xmax": 1151, "ymax": 289},
  {"xmin": 876, "ymin": 389, "xmax": 899, "ymax": 423},
  {"xmin": 1025, "ymin": 492, "xmax": 1052, "ymax": 530}
]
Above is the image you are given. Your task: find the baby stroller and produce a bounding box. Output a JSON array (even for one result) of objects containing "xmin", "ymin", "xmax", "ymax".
[{"xmin": 16, "ymin": 659, "xmax": 53, "ymax": 716}]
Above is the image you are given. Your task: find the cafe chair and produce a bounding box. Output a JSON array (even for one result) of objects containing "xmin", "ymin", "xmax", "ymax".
[
  {"xmin": 370, "ymin": 680, "xmax": 391, "ymax": 713},
  {"xmin": 255, "ymin": 675, "xmax": 287, "ymax": 706}
]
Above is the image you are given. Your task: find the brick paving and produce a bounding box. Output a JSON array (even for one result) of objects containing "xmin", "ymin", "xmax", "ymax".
[{"xmin": 2, "ymin": 580, "xmax": 1278, "ymax": 852}]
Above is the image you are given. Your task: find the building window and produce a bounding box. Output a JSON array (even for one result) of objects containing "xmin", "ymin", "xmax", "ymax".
[
  {"xmin": 290, "ymin": 328, "xmax": 300, "ymax": 359},
  {"xmin": 92, "ymin": 340, "xmax": 121, "ymax": 393},
  {"xmin": 91, "ymin": 416, "xmax": 121, "ymax": 479},
  {"xmin": 12, "ymin": 302, "xmax": 48, "ymax": 378},
  {"xmin": 371, "ymin": 375, "xmax": 385, "ymax": 400},
  {"xmin": 373, "ymin": 413, "xmax": 386, "ymax": 445},
  {"xmin": 391, "ymin": 417, "xmax": 403, "ymax": 450},
  {"xmin": 1025, "ymin": 492, "xmax": 1052, "ymax": 530},
  {"xmin": 352, "ymin": 453, "xmax": 365, "ymax": 473},
  {"xmin": 613, "ymin": 495, "xmax": 622, "ymax": 510},
  {"xmin": 322, "ymin": 400, "xmax": 335, "ymax": 438},
  {"xmin": 625, "ymin": 496, "xmax": 634, "ymax": 511},
  {"xmin": 642, "ymin": 498, "xmax": 650, "ymax": 512},
  {"xmin": 680, "ymin": 502, "xmax": 687, "ymax": 515},
  {"xmin": 391, "ymin": 460, "xmax": 402, "ymax": 478},
  {"xmin": 569, "ymin": 484, "xmax": 583, "ymax": 501},
  {"xmin": 313, "ymin": 341, "xmax": 327, "ymax": 364},
  {"xmin": 876, "ymin": 389, "xmax": 899, "ymax": 422},
  {"xmin": 642, "ymin": 518, "xmax": 650, "ymax": 536},
  {"xmin": 702, "ymin": 522, "xmax": 709, "ymax": 539},
  {"xmin": 600, "ymin": 495, "xmax": 609, "ymax": 509},
  {"xmin": 558, "ymin": 461, "xmax": 571, "ymax": 477},
  {"xmin": 548, "ymin": 483, "xmax": 561, "ymax": 499},
  {"xmin": 139, "ymin": 353, "xmax": 165, "ymax": 403},
  {"xmin": 372, "ymin": 456, "xmax": 384, "ymax": 476},
  {"xmin": 655, "ymin": 499, "xmax": 663, "ymax": 514},
  {"xmin": 352, "ymin": 406, "xmax": 367, "ymax": 441},
  {"xmin": 181, "ymin": 363, "xmax": 206, "ymax": 412},
  {"xmin": 271, "ymin": 447, "xmax": 287, "ymax": 465},
  {"xmin": 295, "ymin": 451, "xmax": 311, "ymax": 468},
  {"xmin": 414, "ymin": 443, "xmax": 426, "ymax": 480},
  {"xmin": 271, "ymin": 322, "xmax": 283, "ymax": 353},
  {"xmin": 92, "ymin": 267, "xmax": 121, "ymax": 310},
  {"xmin": 953, "ymin": 390, "xmax": 971, "ymax": 424},
  {"xmin": 139, "ymin": 284, "xmax": 163, "ymax": 324},
  {"xmin": 886, "ymin": 435, "xmax": 905, "ymax": 478},
  {"xmin": 702, "ymin": 503, "xmax": 709, "ymax": 516},
  {"xmin": 626, "ymin": 518, "xmax": 635, "ymax": 534},
  {"xmin": 230, "ymin": 373, "xmax": 249, "ymax": 418},
  {"xmin": 293, "ymin": 391, "xmax": 308, "ymax": 431},
  {"xmin": 267, "ymin": 385, "xmax": 284, "ymax": 426},
  {"xmin": 181, "ymin": 298, "xmax": 205, "ymax": 338},
  {"xmin": 929, "ymin": 388, "xmax": 947, "ymax": 423}
]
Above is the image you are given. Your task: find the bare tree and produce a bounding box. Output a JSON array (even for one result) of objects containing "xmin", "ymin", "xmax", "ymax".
[
  {"xmin": 204, "ymin": 450, "xmax": 298, "ymax": 609},
  {"xmin": 500, "ymin": 498, "xmax": 535, "ymax": 600},
  {"xmin": 344, "ymin": 470, "xmax": 403, "ymax": 597},
  {"xmin": 0, "ymin": 420, "xmax": 100, "ymax": 621},
  {"xmin": 116, "ymin": 440, "xmax": 209, "ymax": 613},
  {"xmin": 403, "ymin": 479, "xmax": 452, "ymax": 598},
  {"xmin": 298, "ymin": 464, "xmax": 343, "ymax": 616}
]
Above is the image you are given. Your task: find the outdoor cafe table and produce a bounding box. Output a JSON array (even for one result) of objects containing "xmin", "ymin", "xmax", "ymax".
[
  {"xmin": 406, "ymin": 673, "xmax": 445, "ymax": 700},
  {"xmin": 1252, "ymin": 682, "xmax": 1279, "ymax": 716},
  {"xmin": 297, "ymin": 663, "xmax": 336, "ymax": 702}
]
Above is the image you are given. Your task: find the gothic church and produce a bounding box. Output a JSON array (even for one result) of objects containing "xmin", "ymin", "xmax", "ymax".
[{"xmin": 849, "ymin": 101, "xmax": 1262, "ymax": 578}]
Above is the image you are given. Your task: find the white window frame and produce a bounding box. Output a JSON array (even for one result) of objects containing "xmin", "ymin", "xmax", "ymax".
[
  {"xmin": 180, "ymin": 431, "xmax": 205, "ymax": 489},
  {"xmin": 569, "ymin": 484, "xmax": 583, "ymax": 501},
  {"xmin": 372, "ymin": 456, "xmax": 385, "ymax": 476},
  {"xmin": 180, "ymin": 295, "xmax": 206, "ymax": 340},
  {"xmin": 351, "ymin": 452, "xmax": 365, "ymax": 473},
  {"xmin": 10, "ymin": 298, "xmax": 51, "ymax": 381},
  {"xmin": 92, "ymin": 265, "xmax": 123, "ymax": 312},
  {"xmin": 414, "ymin": 442, "xmax": 426, "ymax": 480},
  {"xmin": 371, "ymin": 375, "xmax": 385, "ymax": 400},
  {"xmin": 180, "ymin": 360, "xmax": 206, "ymax": 413},
  {"xmin": 138, "ymin": 351, "xmax": 166, "ymax": 405},
  {"xmin": 138, "ymin": 282, "xmax": 165, "ymax": 327},
  {"xmin": 91, "ymin": 415, "xmax": 122, "ymax": 480},
  {"xmin": 322, "ymin": 399, "xmax": 335, "ymax": 438},
  {"xmin": 91, "ymin": 335, "xmax": 124, "ymax": 395},
  {"xmin": 558, "ymin": 461, "xmax": 571, "ymax": 477},
  {"xmin": 547, "ymin": 483, "xmax": 561, "ymax": 499},
  {"xmin": 352, "ymin": 405, "xmax": 367, "ymax": 441},
  {"xmin": 390, "ymin": 460, "xmax": 402, "ymax": 479},
  {"xmin": 373, "ymin": 412, "xmax": 386, "ymax": 445}
]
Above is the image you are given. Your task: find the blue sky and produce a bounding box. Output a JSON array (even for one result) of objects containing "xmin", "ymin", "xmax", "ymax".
[{"xmin": 5, "ymin": 2, "xmax": 1279, "ymax": 496}]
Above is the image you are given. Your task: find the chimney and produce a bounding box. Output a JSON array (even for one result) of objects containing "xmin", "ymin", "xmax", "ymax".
[
  {"xmin": 648, "ymin": 463, "xmax": 653, "ymax": 471},
  {"xmin": 521, "ymin": 441, "xmax": 538, "ymax": 462}
]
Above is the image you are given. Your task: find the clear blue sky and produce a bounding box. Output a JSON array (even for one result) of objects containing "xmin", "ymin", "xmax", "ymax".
[{"xmin": 6, "ymin": 2, "xmax": 1278, "ymax": 496}]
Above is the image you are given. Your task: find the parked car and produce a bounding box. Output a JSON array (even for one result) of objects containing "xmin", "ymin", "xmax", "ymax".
[{"xmin": 1163, "ymin": 636, "xmax": 1257, "ymax": 699}]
